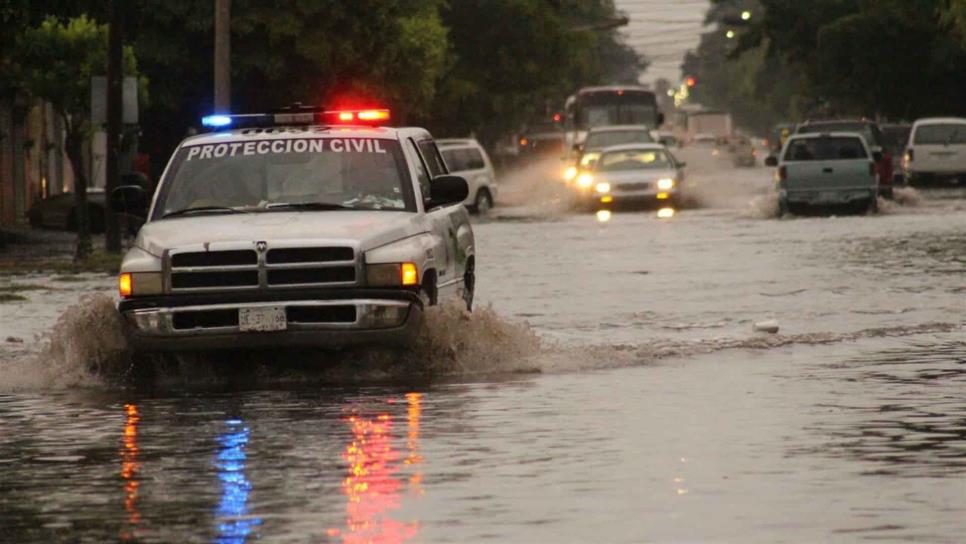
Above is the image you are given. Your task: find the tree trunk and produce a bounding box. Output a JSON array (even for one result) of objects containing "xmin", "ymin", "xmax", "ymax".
[{"xmin": 64, "ymin": 125, "xmax": 91, "ymax": 261}]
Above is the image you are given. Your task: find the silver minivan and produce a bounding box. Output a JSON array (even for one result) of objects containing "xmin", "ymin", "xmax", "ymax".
[
  {"xmin": 437, "ymin": 139, "xmax": 498, "ymax": 214},
  {"xmin": 767, "ymin": 132, "xmax": 879, "ymax": 215}
]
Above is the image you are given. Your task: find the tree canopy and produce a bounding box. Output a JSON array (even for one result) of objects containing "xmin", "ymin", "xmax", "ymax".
[{"xmin": 683, "ymin": 0, "xmax": 966, "ymax": 133}]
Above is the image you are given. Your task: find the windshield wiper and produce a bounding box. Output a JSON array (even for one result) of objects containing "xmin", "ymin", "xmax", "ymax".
[
  {"xmin": 265, "ymin": 202, "xmax": 351, "ymax": 211},
  {"xmin": 162, "ymin": 206, "xmax": 250, "ymax": 218}
]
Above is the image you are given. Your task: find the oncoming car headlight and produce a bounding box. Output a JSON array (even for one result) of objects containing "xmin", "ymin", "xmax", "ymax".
[
  {"xmin": 576, "ymin": 173, "xmax": 594, "ymax": 189},
  {"xmin": 367, "ymin": 263, "xmax": 419, "ymax": 287},
  {"xmin": 563, "ymin": 166, "xmax": 577, "ymax": 182},
  {"xmin": 595, "ymin": 182, "xmax": 611, "ymax": 194},
  {"xmin": 580, "ymin": 152, "xmax": 600, "ymax": 166},
  {"xmin": 657, "ymin": 178, "xmax": 675, "ymax": 191},
  {"xmin": 118, "ymin": 272, "xmax": 163, "ymax": 298}
]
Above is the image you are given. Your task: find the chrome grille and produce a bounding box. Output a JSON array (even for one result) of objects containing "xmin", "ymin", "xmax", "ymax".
[
  {"xmin": 167, "ymin": 244, "xmax": 358, "ymax": 292},
  {"xmin": 617, "ymin": 182, "xmax": 650, "ymax": 191}
]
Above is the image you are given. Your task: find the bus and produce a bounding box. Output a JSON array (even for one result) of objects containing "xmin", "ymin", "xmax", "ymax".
[{"xmin": 563, "ymin": 86, "xmax": 664, "ymax": 149}]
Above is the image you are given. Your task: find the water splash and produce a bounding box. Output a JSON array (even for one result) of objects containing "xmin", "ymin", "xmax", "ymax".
[
  {"xmin": 0, "ymin": 293, "xmax": 132, "ymax": 390},
  {"xmin": 1, "ymin": 292, "xmax": 959, "ymax": 391}
]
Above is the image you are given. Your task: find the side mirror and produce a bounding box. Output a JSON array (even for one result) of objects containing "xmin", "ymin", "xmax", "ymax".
[
  {"xmin": 657, "ymin": 112, "xmax": 665, "ymax": 126},
  {"xmin": 428, "ymin": 175, "xmax": 469, "ymax": 208},
  {"xmin": 110, "ymin": 185, "xmax": 149, "ymax": 217},
  {"xmin": 764, "ymin": 156, "xmax": 779, "ymax": 167},
  {"xmin": 677, "ymin": 161, "xmax": 687, "ymax": 168}
]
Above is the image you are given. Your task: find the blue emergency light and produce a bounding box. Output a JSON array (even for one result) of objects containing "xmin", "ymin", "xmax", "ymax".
[
  {"xmin": 201, "ymin": 115, "xmax": 233, "ymax": 128},
  {"xmin": 199, "ymin": 105, "xmax": 390, "ymax": 131}
]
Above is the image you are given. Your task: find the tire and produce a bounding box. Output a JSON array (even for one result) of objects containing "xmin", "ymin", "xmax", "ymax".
[
  {"xmin": 463, "ymin": 259, "xmax": 475, "ymax": 312},
  {"xmin": 472, "ymin": 189, "xmax": 493, "ymax": 215},
  {"xmin": 865, "ymin": 197, "xmax": 878, "ymax": 215}
]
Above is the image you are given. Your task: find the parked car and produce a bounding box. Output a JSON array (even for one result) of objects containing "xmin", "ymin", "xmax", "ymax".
[
  {"xmin": 516, "ymin": 122, "xmax": 566, "ymax": 162},
  {"xmin": 766, "ymin": 132, "xmax": 879, "ymax": 215},
  {"xmin": 437, "ymin": 139, "xmax": 498, "ymax": 214},
  {"xmin": 881, "ymin": 123, "xmax": 911, "ymax": 184},
  {"xmin": 576, "ymin": 143, "xmax": 686, "ymax": 208},
  {"xmin": 729, "ymin": 135, "xmax": 757, "ymax": 167},
  {"xmin": 902, "ymin": 117, "xmax": 966, "ymax": 186},
  {"xmin": 796, "ymin": 120, "xmax": 893, "ymax": 198},
  {"xmin": 27, "ymin": 188, "xmax": 107, "ymax": 233}
]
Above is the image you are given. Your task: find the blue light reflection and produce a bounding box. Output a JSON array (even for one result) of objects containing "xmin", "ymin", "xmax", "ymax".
[{"xmin": 214, "ymin": 420, "xmax": 261, "ymax": 543}]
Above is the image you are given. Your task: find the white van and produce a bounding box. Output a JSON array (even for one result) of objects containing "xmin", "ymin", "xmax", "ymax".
[
  {"xmin": 903, "ymin": 117, "xmax": 966, "ymax": 184},
  {"xmin": 437, "ymin": 139, "xmax": 498, "ymax": 213}
]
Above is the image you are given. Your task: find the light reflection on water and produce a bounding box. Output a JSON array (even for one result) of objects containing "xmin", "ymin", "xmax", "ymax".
[
  {"xmin": 120, "ymin": 404, "xmax": 141, "ymax": 541},
  {"xmin": 214, "ymin": 419, "xmax": 261, "ymax": 543},
  {"xmin": 329, "ymin": 393, "xmax": 422, "ymax": 543}
]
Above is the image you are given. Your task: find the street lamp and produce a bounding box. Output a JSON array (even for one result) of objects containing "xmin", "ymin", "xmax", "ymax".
[
  {"xmin": 741, "ymin": 10, "xmax": 751, "ymax": 21},
  {"xmin": 726, "ymin": 29, "xmax": 736, "ymax": 39}
]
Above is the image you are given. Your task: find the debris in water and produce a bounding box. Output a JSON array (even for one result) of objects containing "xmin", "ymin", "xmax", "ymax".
[{"xmin": 753, "ymin": 320, "xmax": 780, "ymax": 334}]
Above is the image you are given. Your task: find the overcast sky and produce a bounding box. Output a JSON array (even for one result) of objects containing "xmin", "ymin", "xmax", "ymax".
[{"xmin": 614, "ymin": 0, "xmax": 711, "ymax": 86}]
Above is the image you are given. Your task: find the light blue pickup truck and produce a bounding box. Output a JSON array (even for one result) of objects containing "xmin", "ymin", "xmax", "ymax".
[{"xmin": 766, "ymin": 132, "xmax": 880, "ymax": 215}]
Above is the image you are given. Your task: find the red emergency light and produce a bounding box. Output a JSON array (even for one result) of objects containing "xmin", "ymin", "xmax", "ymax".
[
  {"xmin": 202, "ymin": 106, "xmax": 391, "ymax": 130},
  {"xmin": 326, "ymin": 109, "xmax": 391, "ymax": 124}
]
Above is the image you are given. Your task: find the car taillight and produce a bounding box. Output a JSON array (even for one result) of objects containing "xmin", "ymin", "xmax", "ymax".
[{"xmin": 778, "ymin": 166, "xmax": 787, "ymax": 181}]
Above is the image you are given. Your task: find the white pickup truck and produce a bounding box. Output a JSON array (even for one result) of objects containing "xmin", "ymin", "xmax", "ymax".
[{"xmin": 111, "ymin": 108, "xmax": 475, "ymax": 351}]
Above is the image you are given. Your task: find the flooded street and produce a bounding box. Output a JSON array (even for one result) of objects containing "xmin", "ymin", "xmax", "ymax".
[{"xmin": 1, "ymin": 159, "xmax": 964, "ymax": 542}]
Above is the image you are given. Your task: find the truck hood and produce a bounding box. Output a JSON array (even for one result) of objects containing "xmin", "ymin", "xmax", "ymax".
[{"xmin": 135, "ymin": 211, "xmax": 426, "ymax": 256}]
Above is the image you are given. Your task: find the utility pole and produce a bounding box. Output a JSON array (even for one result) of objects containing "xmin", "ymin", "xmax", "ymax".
[
  {"xmin": 105, "ymin": 0, "xmax": 123, "ymax": 252},
  {"xmin": 214, "ymin": 0, "xmax": 231, "ymax": 113}
]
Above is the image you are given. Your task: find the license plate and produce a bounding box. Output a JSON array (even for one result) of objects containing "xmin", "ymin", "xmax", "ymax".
[
  {"xmin": 239, "ymin": 306, "xmax": 287, "ymax": 332},
  {"xmin": 818, "ymin": 191, "xmax": 839, "ymax": 202}
]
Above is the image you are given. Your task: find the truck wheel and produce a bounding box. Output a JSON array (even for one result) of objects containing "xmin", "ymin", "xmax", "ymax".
[
  {"xmin": 463, "ymin": 259, "xmax": 475, "ymax": 312},
  {"xmin": 866, "ymin": 197, "xmax": 878, "ymax": 215},
  {"xmin": 778, "ymin": 198, "xmax": 790, "ymax": 217}
]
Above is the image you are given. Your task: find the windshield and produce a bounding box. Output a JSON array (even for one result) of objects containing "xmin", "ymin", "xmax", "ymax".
[
  {"xmin": 596, "ymin": 149, "xmax": 672, "ymax": 171},
  {"xmin": 153, "ymin": 137, "xmax": 413, "ymax": 219},
  {"xmin": 579, "ymin": 105, "xmax": 657, "ymax": 130},
  {"xmin": 783, "ymin": 137, "xmax": 868, "ymax": 161},
  {"xmin": 913, "ymin": 123, "xmax": 966, "ymax": 145},
  {"xmin": 585, "ymin": 130, "xmax": 654, "ymax": 149}
]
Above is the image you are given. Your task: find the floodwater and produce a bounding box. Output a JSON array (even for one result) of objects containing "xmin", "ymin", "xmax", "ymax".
[{"xmin": 0, "ymin": 152, "xmax": 964, "ymax": 543}]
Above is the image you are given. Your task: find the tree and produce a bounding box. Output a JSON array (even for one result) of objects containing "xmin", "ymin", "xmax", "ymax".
[
  {"xmin": 429, "ymin": 0, "xmax": 646, "ymax": 146},
  {"xmin": 16, "ymin": 15, "xmax": 141, "ymax": 260}
]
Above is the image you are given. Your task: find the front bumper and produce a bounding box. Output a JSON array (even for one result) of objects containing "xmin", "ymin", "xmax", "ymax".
[
  {"xmin": 118, "ymin": 289, "xmax": 423, "ymax": 351},
  {"xmin": 589, "ymin": 186, "xmax": 680, "ymax": 203}
]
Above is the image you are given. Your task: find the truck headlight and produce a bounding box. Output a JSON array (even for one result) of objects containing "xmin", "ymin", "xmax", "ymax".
[
  {"xmin": 118, "ymin": 272, "xmax": 163, "ymax": 298},
  {"xmin": 576, "ymin": 173, "xmax": 594, "ymax": 189},
  {"xmin": 657, "ymin": 178, "xmax": 675, "ymax": 190},
  {"xmin": 367, "ymin": 263, "xmax": 419, "ymax": 287},
  {"xmin": 595, "ymin": 182, "xmax": 611, "ymax": 194},
  {"xmin": 580, "ymin": 152, "xmax": 600, "ymax": 166}
]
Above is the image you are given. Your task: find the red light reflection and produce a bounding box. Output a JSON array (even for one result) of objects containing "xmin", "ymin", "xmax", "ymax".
[
  {"xmin": 330, "ymin": 394, "xmax": 425, "ymax": 543},
  {"xmin": 120, "ymin": 404, "xmax": 141, "ymax": 540}
]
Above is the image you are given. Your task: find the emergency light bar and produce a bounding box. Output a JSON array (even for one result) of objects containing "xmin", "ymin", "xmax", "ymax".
[{"xmin": 201, "ymin": 107, "xmax": 391, "ymax": 130}]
